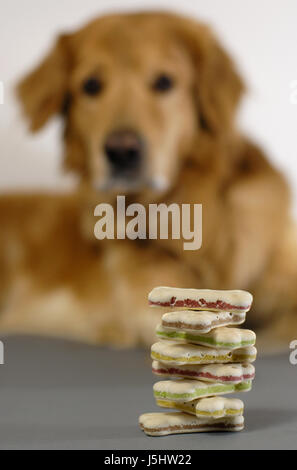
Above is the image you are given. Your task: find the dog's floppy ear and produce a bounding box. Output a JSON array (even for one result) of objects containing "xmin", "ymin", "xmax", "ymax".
[
  {"xmin": 17, "ymin": 34, "xmax": 72, "ymax": 132},
  {"xmin": 196, "ymin": 30, "xmax": 244, "ymax": 133},
  {"xmin": 172, "ymin": 16, "xmax": 244, "ymax": 133}
]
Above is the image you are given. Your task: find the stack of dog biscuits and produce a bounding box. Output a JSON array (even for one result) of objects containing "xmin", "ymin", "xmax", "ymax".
[{"xmin": 139, "ymin": 287, "xmax": 256, "ymax": 436}]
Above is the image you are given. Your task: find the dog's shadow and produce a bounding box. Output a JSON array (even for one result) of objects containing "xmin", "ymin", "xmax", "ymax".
[{"xmin": 246, "ymin": 408, "xmax": 297, "ymax": 431}]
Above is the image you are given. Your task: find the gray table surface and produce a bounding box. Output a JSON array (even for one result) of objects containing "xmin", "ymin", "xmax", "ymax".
[{"xmin": 0, "ymin": 336, "xmax": 296, "ymax": 449}]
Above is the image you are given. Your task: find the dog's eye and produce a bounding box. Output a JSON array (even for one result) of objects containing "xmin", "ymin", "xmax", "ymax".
[
  {"xmin": 82, "ymin": 77, "xmax": 102, "ymax": 96},
  {"xmin": 152, "ymin": 74, "xmax": 174, "ymax": 92}
]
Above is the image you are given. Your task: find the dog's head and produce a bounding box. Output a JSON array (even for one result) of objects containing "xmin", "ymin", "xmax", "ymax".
[{"xmin": 17, "ymin": 12, "xmax": 243, "ymax": 198}]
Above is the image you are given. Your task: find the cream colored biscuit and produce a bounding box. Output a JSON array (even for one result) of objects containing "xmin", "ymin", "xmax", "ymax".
[
  {"xmin": 149, "ymin": 287, "xmax": 253, "ymax": 313},
  {"xmin": 153, "ymin": 379, "xmax": 251, "ymax": 402},
  {"xmin": 151, "ymin": 341, "xmax": 257, "ymax": 365},
  {"xmin": 161, "ymin": 310, "xmax": 246, "ymax": 333},
  {"xmin": 139, "ymin": 412, "xmax": 244, "ymax": 435},
  {"xmin": 156, "ymin": 396, "xmax": 244, "ymax": 418},
  {"xmin": 152, "ymin": 360, "xmax": 255, "ymax": 383},
  {"xmin": 156, "ymin": 325, "xmax": 256, "ymax": 349}
]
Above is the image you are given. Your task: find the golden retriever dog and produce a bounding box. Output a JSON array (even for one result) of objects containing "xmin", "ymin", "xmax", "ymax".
[{"xmin": 1, "ymin": 11, "xmax": 296, "ymax": 349}]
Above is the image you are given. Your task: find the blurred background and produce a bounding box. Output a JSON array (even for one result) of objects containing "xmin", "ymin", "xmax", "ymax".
[{"xmin": 1, "ymin": 0, "xmax": 297, "ymax": 215}]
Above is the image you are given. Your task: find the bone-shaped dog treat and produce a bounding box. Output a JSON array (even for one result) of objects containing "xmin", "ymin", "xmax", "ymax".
[
  {"xmin": 139, "ymin": 412, "xmax": 244, "ymax": 436},
  {"xmin": 161, "ymin": 310, "xmax": 246, "ymax": 333},
  {"xmin": 156, "ymin": 325, "xmax": 256, "ymax": 349},
  {"xmin": 151, "ymin": 341, "xmax": 257, "ymax": 365},
  {"xmin": 153, "ymin": 379, "xmax": 251, "ymax": 402},
  {"xmin": 149, "ymin": 286, "xmax": 253, "ymax": 313},
  {"xmin": 152, "ymin": 360, "xmax": 255, "ymax": 383},
  {"xmin": 156, "ymin": 396, "xmax": 244, "ymax": 419}
]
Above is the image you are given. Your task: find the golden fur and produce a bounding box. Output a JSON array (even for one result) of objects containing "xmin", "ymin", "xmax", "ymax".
[{"xmin": 1, "ymin": 11, "xmax": 296, "ymax": 350}]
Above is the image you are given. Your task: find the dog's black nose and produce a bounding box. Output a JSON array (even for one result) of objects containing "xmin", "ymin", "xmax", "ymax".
[{"xmin": 104, "ymin": 130, "xmax": 142, "ymax": 174}]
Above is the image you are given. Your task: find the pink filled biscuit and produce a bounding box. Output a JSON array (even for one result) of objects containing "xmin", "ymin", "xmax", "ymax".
[
  {"xmin": 152, "ymin": 360, "xmax": 255, "ymax": 384},
  {"xmin": 149, "ymin": 287, "xmax": 253, "ymax": 313}
]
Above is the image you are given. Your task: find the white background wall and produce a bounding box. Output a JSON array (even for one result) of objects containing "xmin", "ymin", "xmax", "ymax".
[{"xmin": 1, "ymin": 0, "xmax": 297, "ymax": 214}]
